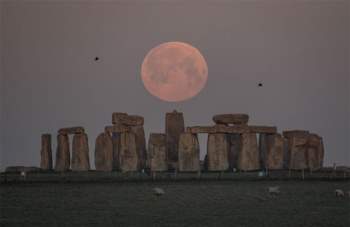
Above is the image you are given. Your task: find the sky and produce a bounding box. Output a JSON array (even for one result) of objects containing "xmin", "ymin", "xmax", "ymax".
[{"xmin": 0, "ymin": 0, "xmax": 349, "ymax": 170}]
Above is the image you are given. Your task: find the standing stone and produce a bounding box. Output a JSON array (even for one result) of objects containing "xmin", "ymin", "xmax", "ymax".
[
  {"xmin": 207, "ymin": 133, "xmax": 229, "ymax": 171},
  {"xmin": 72, "ymin": 133, "xmax": 90, "ymax": 171},
  {"xmin": 40, "ymin": 134, "xmax": 53, "ymax": 170},
  {"xmin": 112, "ymin": 132, "xmax": 121, "ymax": 170},
  {"xmin": 265, "ymin": 134, "xmax": 284, "ymax": 169},
  {"xmin": 228, "ymin": 134, "xmax": 241, "ymax": 170},
  {"xmin": 165, "ymin": 110, "xmax": 185, "ymax": 168},
  {"xmin": 118, "ymin": 132, "xmax": 138, "ymax": 172},
  {"xmin": 238, "ymin": 133, "xmax": 260, "ymax": 171},
  {"xmin": 95, "ymin": 132, "xmax": 113, "ymax": 171},
  {"xmin": 55, "ymin": 134, "xmax": 70, "ymax": 171},
  {"xmin": 178, "ymin": 133, "xmax": 200, "ymax": 172},
  {"xmin": 286, "ymin": 135, "xmax": 308, "ymax": 170},
  {"xmin": 306, "ymin": 133, "xmax": 324, "ymax": 170},
  {"xmin": 148, "ymin": 133, "xmax": 168, "ymax": 172},
  {"xmin": 259, "ymin": 133, "xmax": 268, "ymax": 168},
  {"xmin": 130, "ymin": 125, "xmax": 147, "ymax": 169}
]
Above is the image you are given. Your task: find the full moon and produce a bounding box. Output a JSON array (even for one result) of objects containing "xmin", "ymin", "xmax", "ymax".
[{"xmin": 141, "ymin": 42, "xmax": 208, "ymax": 102}]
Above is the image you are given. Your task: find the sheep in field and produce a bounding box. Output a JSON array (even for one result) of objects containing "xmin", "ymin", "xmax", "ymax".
[{"xmin": 335, "ymin": 189, "xmax": 344, "ymax": 197}]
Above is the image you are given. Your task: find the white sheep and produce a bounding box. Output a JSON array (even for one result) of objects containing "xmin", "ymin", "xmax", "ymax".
[
  {"xmin": 153, "ymin": 187, "xmax": 165, "ymax": 196},
  {"xmin": 268, "ymin": 186, "xmax": 280, "ymax": 195},
  {"xmin": 335, "ymin": 189, "xmax": 344, "ymax": 197}
]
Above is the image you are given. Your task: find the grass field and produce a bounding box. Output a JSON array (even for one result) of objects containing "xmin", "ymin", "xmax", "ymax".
[{"xmin": 1, "ymin": 180, "xmax": 349, "ymax": 227}]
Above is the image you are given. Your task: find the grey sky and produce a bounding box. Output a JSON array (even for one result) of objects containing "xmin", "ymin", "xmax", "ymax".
[{"xmin": 0, "ymin": 0, "xmax": 349, "ymax": 170}]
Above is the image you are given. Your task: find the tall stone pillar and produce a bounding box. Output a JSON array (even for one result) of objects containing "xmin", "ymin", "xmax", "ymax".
[
  {"xmin": 228, "ymin": 134, "xmax": 241, "ymax": 170},
  {"xmin": 165, "ymin": 110, "xmax": 185, "ymax": 168},
  {"xmin": 259, "ymin": 133, "xmax": 268, "ymax": 168},
  {"xmin": 72, "ymin": 133, "xmax": 90, "ymax": 171},
  {"xmin": 40, "ymin": 134, "xmax": 53, "ymax": 170},
  {"xmin": 238, "ymin": 133, "xmax": 260, "ymax": 171},
  {"xmin": 130, "ymin": 125, "xmax": 147, "ymax": 170},
  {"xmin": 118, "ymin": 132, "xmax": 138, "ymax": 172},
  {"xmin": 95, "ymin": 132, "xmax": 113, "ymax": 171},
  {"xmin": 283, "ymin": 130, "xmax": 309, "ymax": 170},
  {"xmin": 55, "ymin": 134, "xmax": 70, "ymax": 171},
  {"xmin": 178, "ymin": 133, "xmax": 200, "ymax": 172},
  {"xmin": 148, "ymin": 133, "xmax": 168, "ymax": 172},
  {"xmin": 306, "ymin": 133, "xmax": 324, "ymax": 170},
  {"xmin": 207, "ymin": 133, "xmax": 229, "ymax": 171},
  {"xmin": 265, "ymin": 134, "xmax": 284, "ymax": 169}
]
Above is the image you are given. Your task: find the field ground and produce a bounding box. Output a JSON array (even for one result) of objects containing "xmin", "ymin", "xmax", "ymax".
[{"xmin": 1, "ymin": 180, "xmax": 349, "ymax": 227}]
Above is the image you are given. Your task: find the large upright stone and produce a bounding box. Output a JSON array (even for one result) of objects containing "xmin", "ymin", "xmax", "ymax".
[
  {"xmin": 207, "ymin": 133, "xmax": 229, "ymax": 171},
  {"xmin": 95, "ymin": 132, "xmax": 113, "ymax": 171},
  {"xmin": 265, "ymin": 134, "xmax": 284, "ymax": 169},
  {"xmin": 228, "ymin": 134, "xmax": 241, "ymax": 169},
  {"xmin": 55, "ymin": 134, "xmax": 70, "ymax": 171},
  {"xmin": 148, "ymin": 133, "xmax": 168, "ymax": 172},
  {"xmin": 118, "ymin": 132, "xmax": 138, "ymax": 172},
  {"xmin": 40, "ymin": 134, "xmax": 53, "ymax": 170},
  {"xmin": 130, "ymin": 125, "xmax": 147, "ymax": 169},
  {"xmin": 72, "ymin": 133, "xmax": 90, "ymax": 171},
  {"xmin": 306, "ymin": 133, "xmax": 324, "ymax": 170},
  {"xmin": 165, "ymin": 110, "xmax": 185, "ymax": 167},
  {"xmin": 238, "ymin": 133, "xmax": 260, "ymax": 171},
  {"xmin": 259, "ymin": 133, "xmax": 268, "ymax": 168},
  {"xmin": 178, "ymin": 133, "xmax": 200, "ymax": 172},
  {"xmin": 286, "ymin": 135, "xmax": 308, "ymax": 170}
]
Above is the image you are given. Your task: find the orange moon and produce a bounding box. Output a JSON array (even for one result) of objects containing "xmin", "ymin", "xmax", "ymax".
[{"xmin": 141, "ymin": 42, "xmax": 208, "ymax": 102}]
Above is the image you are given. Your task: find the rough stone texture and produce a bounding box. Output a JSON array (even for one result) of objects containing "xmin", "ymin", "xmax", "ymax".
[
  {"xmin": 58, "ymin": 127, "xmax": 85, "ymax": 135},
  {"xmin": 166, "ymin": 110, "xmax": 185, "ymax": 167},
  {"xmin": 55, "ymin": 134, "xmax": 70, "ymax": 171},
  {"xmin": 95, "ymin": 132, "xmax": 113, "ymax": 171},
  {"xmin": 112, "ymin": 112, "xmax": 128, "ymax": 124},
  {"xmin": 283, "ymin": 130, "xmax": 309, "ymax": 138},
  {"xmin": 259, "ymin": 133, "xmax": 268, "ymax": 168},
  {"xmin": 71, "ymin": 133, "xmax": 90, "ymax": 171},
  {"xmin": 148, "ymin": 133, "xmax": 168, "ymax": 172},
  {"xmin": 207, "ymin": 133, "xmax": 229, "ymax": 171},
  {"xmin": 178, "ymin": 133, "xmax": 200, "ymax": 172},
  {"xmin": 238, "ymin": 133, "xmax": 260, "ymax": 171},
  {"xmin": 40, "ymin": 134, "xmax": 53, "ymax": 170},
  {"xmin": 118, "ymin": 132, "xmax": 138, "ymax": 172},
  {"xmin": 104, "ymin": 125, "xmax": 130, "ymax": 134},
  {"xmin": 306, "ymin": 133, "xmax": 324, "ymax": 170},
  {"xmin": 213, "ymin": 114, "xmax": 249, "ymax": 125},
  {"xmin": 228, "ymin": 134, "xmax": 241, "ymax": 169},
  {"xmin": 283, "ymin": 138, "xmax": 289, "ymax": 169},
  {"xmin": 130, "ymin": 125, "xmax": 147, "ymax": 169},
  {"xmin": 113, "ymin": 114, "xmax": 144, "ymax": 126},
  {"xmin": 112, "ymin": 133, "xmax": 121, "ymax": 170},
  {"xmin": 265, "ymin": 134, "xmax": 284, "ymax": 169},
  {"xmin": 287, "ymin": 135, "xmax": 308, "ymax": 170},
  {"xmin": 186, "ymin": 125, "xmax": 277, "ymax": 134}
]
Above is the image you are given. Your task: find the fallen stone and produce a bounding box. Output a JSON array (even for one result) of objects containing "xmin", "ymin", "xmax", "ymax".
[
  {"xmin": 130, "ymin": 125, "xmax": 147, "ymax": 169},
  {"xmin": 213, "ymin": 114, "xmax": 249, "ymax": 125},
  {"xmin": 95, "ymin": 132, "xmax": 113, "ymax": 171},
  {"xmin": 228, "ymin": 134, "xmax": 241, "ymax": 169},
  {"xmin": 55, "ymin": 134, "xmax": 70, "ymax": 171},
  {"xmin": 238, "ymin": 133, "xmax": 260, "ymax": 171},
  {"xmin": 166, "ymin": 110, "xmax": 185, "ymax": 166},
  {"xmin": 71, "ymin": 133, "xmax": 90, "ymax": 171},
  {"xmin": 58, "ymin": 127, "xmax": 85, "ymax": 135},
  {"xmin": 118, "ymin": 132, "xmax": 139, "ymax": 172},
  {"xmin": 148, "ymin": 133, "xmax": 168, "ymax": 172},
  {"xmin": 178, "ymin": 133, "xmax": 200, "ymax": 172},
  {"xmin": 40, "ymin": 134, "xmax": 53, "ymax": 170},
  {"xmin": 207, "ymin": 133, "xmax": 229, "ymax": 171}
]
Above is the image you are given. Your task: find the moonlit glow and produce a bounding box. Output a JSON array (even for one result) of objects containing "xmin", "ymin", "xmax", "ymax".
[{"xmin": 141, "ymin": 42, "xmax": 208, "ymax": 102}]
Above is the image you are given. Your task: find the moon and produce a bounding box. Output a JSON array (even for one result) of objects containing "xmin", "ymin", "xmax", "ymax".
[{"xmin": 141, "ymin": 42, "xmax": 208, "ymax": 102}]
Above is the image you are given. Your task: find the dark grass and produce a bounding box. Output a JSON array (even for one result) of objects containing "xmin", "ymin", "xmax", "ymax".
[{"xmin": 1, "ymin": 180, "xmax": 349, "ymax": 227}]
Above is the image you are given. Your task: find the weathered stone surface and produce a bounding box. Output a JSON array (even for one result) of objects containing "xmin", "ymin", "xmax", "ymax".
[
  {"xmin": 306, "ymin": 133, "xmax": 324, "ymax": 170},
  {"xmin": 287, "ymin": 135, "xmax": 308, "ymax": 170},
  {"xmin": 55, "ymin": 134, "xmax": 70, "ymax": 171},
  {"xmin": 112, "ymin": 112, "xmax": 128, "ymax": 124},
  {"xmin": 58, "ymin": 127, "xmax": 85, "ymax": 135},
  {"xmin": 166, "ymin": 110, "xmax": 185, "ymax": 166},
  {"xmin": 95, "ymin": 132, "xmax": 113, "ymax": 171},
  {"xmin": 118, "ymin": 132, "xmax": 138, "ymax": 172},
  {"xmin": 178, "ymin": 133, "xmax": 200, "ymax": 172},
  {"xmin": 213, "ymin": 114, "xmax": 249, "ymax": 125},
  {"xmin": 40, "ymin": 134, "xmax": 53, "ymax": 170},
  {"xmin": 112, "ymin": 113, "xmax": 144, "ymax": 126},
  {"xmin": 265, "ymin": 134, "xmax": 284, "ymax": 169},
  {"xmin": 259, "ymin": 133, "xmax": 268, "ymax": 168},
  {"xmin": 104, "ymin": 125, "xmax": 130, "ymax": 134},
  {"xmin": 71, "ymin": 133, "xmax": 90, "ymax": 171},
  {"xmin": 112, "ymin": 133, "xmax": 121, "ymax": 170},
  {"xmin": 186, "ymin": 125, "xmax": 277, "ymax": 134},
  {"xmin": 148, "ymin": 133, "xmax": 168, "ymax": 172},
  {"xmin": 238, "ymin": 133, "xmax": 260, "ymax": 171},
  {"xmin": 130, "ymin": 125, "xmax": 147, "ymax": 169},
  {"xmin": 228, "ymin": 134, "xmax": 241, "ymax": 169},
  {"xmin": 283, "ymin": 130, "xmax": 309, "ymax": 138},
  {"xmin": 207, "ymin": 133, "xmax": 229, "ymax": 171}
]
